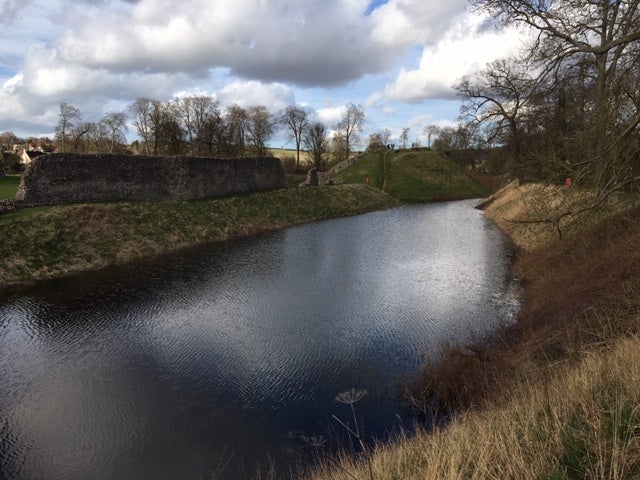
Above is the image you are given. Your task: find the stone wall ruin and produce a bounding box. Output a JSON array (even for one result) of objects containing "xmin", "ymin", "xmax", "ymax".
[{"xmin": 15, "ymin": 153, "xmax": 286, "ymax": 205}]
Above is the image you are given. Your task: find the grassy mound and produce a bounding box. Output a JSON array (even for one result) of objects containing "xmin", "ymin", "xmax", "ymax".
[
  {"xmin": 334, "ymin": 150, "xmax": 488, "ymax": 202},
  {"xmin": 0, "ymin": 185, "xmax": 396, "ymax": 288}
]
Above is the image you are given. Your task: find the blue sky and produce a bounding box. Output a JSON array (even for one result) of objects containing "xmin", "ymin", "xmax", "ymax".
[
  {"xmin": 0, "ymin": 0, "xmax": 520, "ymax": 147},
  {"xmin": 366, "ymin": 0, "xmax": 389, "ymax": 15}
]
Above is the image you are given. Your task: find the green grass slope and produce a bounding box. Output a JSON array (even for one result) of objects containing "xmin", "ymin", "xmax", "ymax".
[
  {"xmin": 0, "ymin": 185, "xmax": 396, "ymax": 288},
  {"xmin": 0, "ymin": 175, "xmax": 21, "ymax": 200},
  {"xmin": 335, "ymin": 150, "xmax": 488, "ymax": 202},
  {"xmin": 334, "ymin": 151, "xmax": 387, "ymax": 189}
]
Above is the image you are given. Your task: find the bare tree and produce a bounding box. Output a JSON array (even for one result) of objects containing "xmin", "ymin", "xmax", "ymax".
[
  {"xmin": 56, "ymin": 103, "xmax": 81, "ymax": 153},
  {"xmin": 70, "ymin": 121, "xmax": 96, "ymax": 153},
  {"xmin": 198, "ymin": 108, "xmax": 224, "ymax": 156},
  {"xmin": 246, "ymin": 105, "xmax": 273, "ymax": 156},
  {"xmin": 303, "ymin": 121, "xmax": 328, "ymax": 169},
  {"xmin": 424, "ymin": 124, "xmax": 440, "ymax": 149},
  {"xmin": 367, "ymin": 129, "xmax": 392, "ymax": 151},
  {"xmin": 129, "ymin": 98, "xmax": 154, "ymax": 155},
  {"xmin": 400, "ymin": 127, "xmax": 410, "ymax": 149},
  {"xmin": 191, "ymin": 96, "xmax": 222, "ymax": 155},
  {"xmin": 380, "ymin": 128, "xmax": 392, "ymax": 148},
  {"xmin": 334, "ymin": 103, "xmax": 365, "ymax": 162},
  {"xmin": 279, "ymin": 105, "xmax": 309, "ymax": 169},
  {"xmin": 456, "ymin": 57, "xmax": 538, "ymax": 184},
  {"xmin": 148, "ymin": 100, "xmax": 169, "ymax": 155},
  {"xmin": 0, "ymin": 131, "xmax": 19, "ymax": 151},
  {"xmin": 156, "ymin": 102, "xmax": 186, "ymax": 155},
  {"xmin": 473, "ymin": 0, "xmax": 640, "ymax": 192},
  {"xmin": 432, "ymin": 126, "xmax": 456, "ymax": 151},
  {"xmin": 224, "ymin": 104, "xmax": 248, "ymax": 157},
  {"xmin": 330, "ymin": 132, "xmax": 348, "ymax": 167},
  {"xmin": 100, "ymin": 111, "xmax": 128, "ymax": 153},
  {"xmin": 171, "ymin": 95, "xmax": 220, "ymax": 155},
  {"xmin": 173, "ymin": 96, "xmax": 196, "ymax": 154}
]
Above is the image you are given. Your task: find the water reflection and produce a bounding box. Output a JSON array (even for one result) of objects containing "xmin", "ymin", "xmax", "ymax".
[{"xmin": 0, "ymin": 200, "xmax": 520, "ymax": 479}]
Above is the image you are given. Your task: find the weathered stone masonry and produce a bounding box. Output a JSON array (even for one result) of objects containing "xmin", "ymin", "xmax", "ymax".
[{"xmin": 15, "ymin": 153, "xmax": 286, "ymax": 205}]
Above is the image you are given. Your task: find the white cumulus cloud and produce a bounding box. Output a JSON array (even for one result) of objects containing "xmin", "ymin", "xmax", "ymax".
[
  {"xmin": 0, "ymin": 0, "xmax": 527, "ymax": 139},
  {"xmin": 379, "ymin": 13, "xmax": 522, "ymax": 102}
]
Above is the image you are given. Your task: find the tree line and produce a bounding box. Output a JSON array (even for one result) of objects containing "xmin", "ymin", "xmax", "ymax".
[
  {"xmin": 452, "ymin": 0, "xmax": 640, "ymax": 198},
  {"xmin": 0, "ymin": 98, "xmax": 369, "ymax": 172},
  {"xmin": 367, "ymin": 1, "xmax": 640, "ymax": 198}
]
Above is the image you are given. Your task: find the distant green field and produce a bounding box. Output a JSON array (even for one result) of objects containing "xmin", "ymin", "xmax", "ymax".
[
  {"xmin": 335, "ymin": 149, "xmax": 488, "ymax": 202},
  {"xmin": 0, "ymin": 175, "xmax": 20, "ymax": 200},
  {"xmin": 269, "ymin": 148, "xmax": 312, "ymax": 168}
]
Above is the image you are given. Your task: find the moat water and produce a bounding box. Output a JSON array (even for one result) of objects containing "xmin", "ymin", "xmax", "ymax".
[{"xmin": 0, "ymin": 200, "xmax": 520, "ymax": 479}]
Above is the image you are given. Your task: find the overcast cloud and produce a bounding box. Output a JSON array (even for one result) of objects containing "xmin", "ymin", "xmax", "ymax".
[{"xmin": 0, "ymin": 0, "xmax": 519, "ymax": 144}]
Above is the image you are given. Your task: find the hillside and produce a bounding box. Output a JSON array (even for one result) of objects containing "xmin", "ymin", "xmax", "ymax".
[
  {"xmin": 334, "ymin": 149, "xmax": 488, "ymax": 202},
  {"xmin": 269, "ymin": 147, "xmax": 312, "ymax": 170}
]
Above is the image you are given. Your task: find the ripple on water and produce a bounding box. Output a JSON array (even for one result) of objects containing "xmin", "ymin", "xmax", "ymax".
[{"xmin": 0, "ymin": 200, "xmax": 521, "ymax": 480}]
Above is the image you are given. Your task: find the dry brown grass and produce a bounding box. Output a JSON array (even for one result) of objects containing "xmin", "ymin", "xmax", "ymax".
[
  {"xmin": 482, "ymin": 182, "xmax": 638, "ymax": 251},
  {"xmin": 308, "ymin": 332, "xmax": 640, "ymax": 480},
  {"xmin": 414, "ymin": 198, "xmax": 640, "ymax": 415}
]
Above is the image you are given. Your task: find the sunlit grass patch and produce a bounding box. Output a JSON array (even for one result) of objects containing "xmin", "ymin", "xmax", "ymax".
[
  {"xmin": 334, "ymin": 151, "xmax": 386, "ymax": 189},
  {"xmin": 483, "ymin": 182, "xmax": 640, "ymax": 250}
]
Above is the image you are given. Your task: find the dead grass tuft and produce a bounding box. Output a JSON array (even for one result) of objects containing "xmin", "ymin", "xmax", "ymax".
[{"xmin": 309, "ymin": 327, "xmax": 640, "ymax": 480}]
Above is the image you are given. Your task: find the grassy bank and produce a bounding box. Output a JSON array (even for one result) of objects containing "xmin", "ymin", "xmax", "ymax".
[
  {"xmin": 307, "ymin": 183, "xmax": 640, "ymax": 479},
  {"xmin": 480, "ymin": 181, "xmax": 639, "ymax": 250},
  {"xmin": 0, "ymin": 185, "xmax": 396, "ymax": 288},
  {"xmin": 334, "ymin": 149, "xmax": 488, "ymax": 202}
]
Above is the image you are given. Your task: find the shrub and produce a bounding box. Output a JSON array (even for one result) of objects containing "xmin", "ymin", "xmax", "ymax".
[{"xmin": 3, "ymin": 153, "xmax": 24, "ymax": 174}]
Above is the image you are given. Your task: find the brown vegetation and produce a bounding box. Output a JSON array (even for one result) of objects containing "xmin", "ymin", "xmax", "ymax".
[
  {"xmin": 309, "ymin": 333, "xmax": 640, "ymax": 479},
  {"xmin": 414, "ymin": 187, "xmax": 640, "ymax": 416}
]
